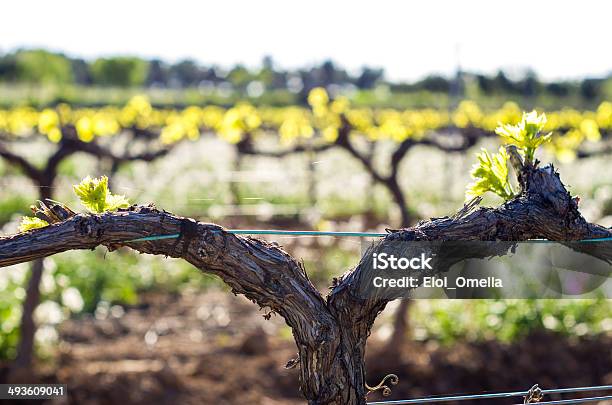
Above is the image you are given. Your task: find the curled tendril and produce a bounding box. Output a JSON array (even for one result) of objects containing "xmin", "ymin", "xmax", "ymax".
[{"xmin": 366, "ymin": 374, "xmax": 399, "ymax": 397}]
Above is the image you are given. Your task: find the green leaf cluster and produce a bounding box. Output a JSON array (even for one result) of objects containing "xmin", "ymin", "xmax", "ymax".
[
  {"xmin": 466, "ymin": 110, "xmax": 552, "ymax": 201},
  {"xmin": 495, "ymin": 110, "xmax": 551, "ymax": 162},
  {"xmin": 73, "ymin": 176, "xmax": 130, "ymax": 213},
  {"xmin": 466, "ymin": 147, "xmax": 514, "ymax": 201},
  {"xmin": 411, "ymin": 299, "xmax": 612, "ymax": 345}
]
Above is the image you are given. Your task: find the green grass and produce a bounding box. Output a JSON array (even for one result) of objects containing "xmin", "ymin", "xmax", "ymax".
[
  {"xmin": 1, "ymin": 83, "xmax": 607, "ymax": 110},
  {"xmin": 410, "ymin": 299, "xmax": 612, "ymax": 344}
]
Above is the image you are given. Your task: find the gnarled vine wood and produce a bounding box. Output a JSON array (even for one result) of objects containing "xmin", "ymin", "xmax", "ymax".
[{"xmin": 0, "ymin": 162, "xmax": 610, "ymax": 404}]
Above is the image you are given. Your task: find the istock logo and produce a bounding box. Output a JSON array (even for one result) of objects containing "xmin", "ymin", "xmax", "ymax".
[{"xmin": 372, "ymin": 252, "xmax": 433, "ymax": 270}]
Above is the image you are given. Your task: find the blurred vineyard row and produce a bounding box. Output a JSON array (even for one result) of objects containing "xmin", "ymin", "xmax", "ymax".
[
  {"xmin": 2, "ymin": 90, "xmax": 611, "ymax": 161},
  {"xmin": 1, "ymin": 89, "xmax": 611, "ymax": 363}
]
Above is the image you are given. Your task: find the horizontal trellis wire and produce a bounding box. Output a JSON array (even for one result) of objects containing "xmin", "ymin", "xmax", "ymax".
[
  {"xmin": 367, "ymin": 384, "xmax": 612, "ymax": 404},
  {"xmin": 126, "ymin": 230, "xmax": 612, "ymax": 243}
]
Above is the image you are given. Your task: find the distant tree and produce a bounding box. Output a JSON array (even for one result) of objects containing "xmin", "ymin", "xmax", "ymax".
[
  {"xmin": 320, "ymin": 60, "xmax": 337, "ymax": 85},
  {"xmin": 418, "ymin": 75, "xmax": 451, "ymax": 93},
  {"xmin": 90, "ymin": 57, "xmax": 149, "ymax": 87},
  {"xmin": 450, "ymin": 70, "xmax": 465, "ymax": 98},
  {"xmin": 519, "ymin": 70, "xmax": 541, "ymax": 98},
  {"xmin": 602, "ymin": 77, "xmax": 612, "ymax": 100},
  {"xmin": 228, "ymin": 64, "xmax": 253, "ymax": 91},
  {"xmin": 70, "ymin": 58, "xmax": 92, "ymax": 85},
  {"xmin": 254, "ymin": 56, "xmax": 288, "ymax": 91},
  {"xmin": 169, "ymin": 59, "xmax": 202, "ymax": 87},
  {"xmin": 296, "ymin": 60, "xmax": 350, "ymax": 102},
  {"xmin": 476, "ymin": 74, "xmax": 495, "ymax": 94},
  {"xmin": 269, "ymin": 70, "xmax": 289, "ymax": 90},
  {"xmin": 545, "ymin": 82, "xmax": 571, "ymax": 97},
  {"xmin": 318, "ymin": 60, "xmax": 349, "ymax": 86},
  {"xmin": 262, "ymin": 55, "xmax": 274, "ymax": 71},
  {"xmin": 355, "ymin": 67, "xmax": 384, "ymax": 89},
  {"xmin": 14, "ymin": 50, "xmax": 73, "ymax": 85},
  {"xmin": 147, "ymin": 59, "xmax": 169, "ymax": 86},
  {"xmin": 580, "ymin": 78, "xmax": 603, "ymax": 100},
  {"xmin": 494, "ymin": 70, "xmax": 518, "ymax": 94},
  {"xmin": 257, "ymin": 56, "xmax": 275, "ymax": 88},
  {"xmin": 0, "ymin": 53, "xmax": 18, "ymax": 81}
]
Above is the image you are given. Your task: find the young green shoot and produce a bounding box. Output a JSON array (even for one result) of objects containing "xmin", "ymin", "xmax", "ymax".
[
  {"xmin": 495, "ymin": 110, "xmax": 550, "ymax": 163},
  {"xmin": 18, "ymin": 176, "xmax": 130, "ymax": 233},
  {"xmin": 466, "ymin": 111, "xmax": 551, "ymax": 201},
  {"xmin": 466, "ymin": 146, "xmax": 514, "ymax": 201},
  {"xmin": 73, "ymin": 176, "xmax": 130, "ymax": 213}
]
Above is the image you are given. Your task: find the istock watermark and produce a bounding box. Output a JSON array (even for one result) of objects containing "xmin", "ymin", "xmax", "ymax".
[
  {"xmin": 372, "ymin": 252, "xmax": 433, "ymax": 270},
  {"xmin": 356, "ymin": 240, "xmax": 611, "ymax": 299}
]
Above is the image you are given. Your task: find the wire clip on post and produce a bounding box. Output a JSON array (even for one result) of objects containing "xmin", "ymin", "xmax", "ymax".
[{"xmin": 524, "ymin": 384, "xmax": 544, "ymax": 404}]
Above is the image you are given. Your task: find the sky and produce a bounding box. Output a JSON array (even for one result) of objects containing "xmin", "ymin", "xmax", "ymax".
[{"xmin": 1, "ymin": 0, "xmax": 611, "ymax": 82}]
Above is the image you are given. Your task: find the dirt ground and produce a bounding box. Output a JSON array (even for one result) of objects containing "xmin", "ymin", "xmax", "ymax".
[{"xmin": 1, "ymin": 291, "xmax": 611, "ymax": 405}]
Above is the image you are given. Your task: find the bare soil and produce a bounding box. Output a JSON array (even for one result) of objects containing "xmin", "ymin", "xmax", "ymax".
[{"xmin": 1, "ymin": 291, "xmax": 611, "ymax": 404}]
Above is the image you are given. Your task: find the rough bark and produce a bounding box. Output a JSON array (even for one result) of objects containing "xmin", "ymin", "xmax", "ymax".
[
  {"xmin": 0, "ymin": 162, "xmax": 610, "ymax": 404},
  {"xmin": 0, "ymin": 207, "xmax": 348, "ymax": 403},
  {"xmin": 335, "ymin": 123, "xmax": 481, "ymax": 354}
]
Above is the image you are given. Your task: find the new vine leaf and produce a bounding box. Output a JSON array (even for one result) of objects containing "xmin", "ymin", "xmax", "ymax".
[
  {"xmin": 495, "ymin": 110, "xmax": 551, "ymax": 163},
  {"xmin": 466, "ymin": 111, "xmax": 551, "ymax": 201},
  {"xmin": 72, "ymin": 176, "xmax": 130, "ymax": 213},
  {"xmin": 19, "ymin": 176, "xmax": 130, "ymax": 232},
  {"xmin": 466, "ymin": 146, "xmax": 514, "ymax": 201}
]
